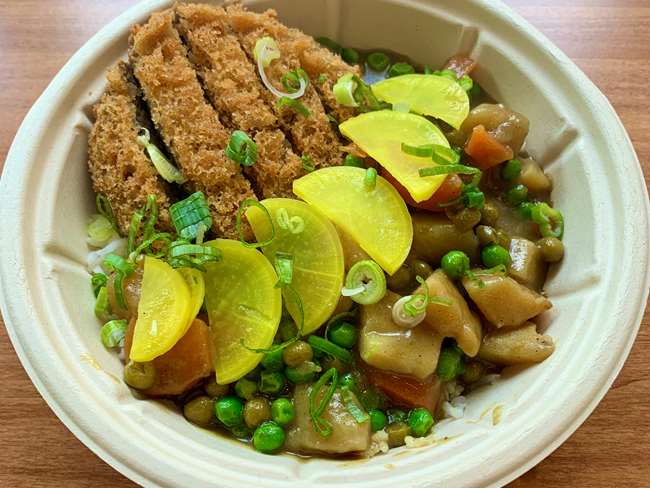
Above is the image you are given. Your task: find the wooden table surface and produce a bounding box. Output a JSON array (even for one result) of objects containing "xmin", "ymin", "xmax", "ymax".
[{"xmin": 1, "ymin": 1, "xmax": 648, "ymax": 486}]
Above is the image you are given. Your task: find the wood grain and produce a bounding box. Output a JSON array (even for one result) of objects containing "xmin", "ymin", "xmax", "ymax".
[{"xmin": 0, "ymin": 1, "xmax": 648, "ymax": 486}]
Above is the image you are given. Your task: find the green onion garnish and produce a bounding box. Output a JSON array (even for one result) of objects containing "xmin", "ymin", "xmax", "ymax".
[
  {"xmin": 458, "ymin": 75, "xmax": 473, "ymax": 92},
  {"xmin": 317, "ymin": 74, "xmax": 328, "ymax": 83},
  {"xmin": 94, "ymin": 286, "xmax": 112, "ymax": 322},
  {"xmin": 100, "ymin": 319, "xmax": 128, "ymax": 349},
  {"xmin": 366, "ymin": 52, "xmax": 390, "ymax": 71},
  {"xmin": 301, "ymin": 155, "xmax": 315, "ymax": 172},
  {"xmin": 142, "ymin": 195, "xmax": 158, "ymax": 242},
  {"xmin": 404, "ymin": 276, "xmax": 452, "ymax": 317},
  {"xmin": 91, "ymin": 272, "xmax": 108, "ymax": 297},
  {"xmin": 168, "ymin": 239, "xmax": 222, "ymax": 271},
  {"xmin": 401, "ymin": 143, "xmax": 435, "ymax": 158},
  {"xmin": 236, "ymin": 198, "xmax": 275, "ymax": 248},
  {"xmin": 315, "ymin": 37, "xmax": 342, "ymax": 55},
  {"xmin": 387, "ymin": 62, "xmax": 415, "ymax": 78},
  {"xmin": 277, "ymin": 97, "xmax": 310, "ymax": 117},
  {"xmin": 275, "ymin": 208, "xmax": 305, "ymax": 234},
  {"xmin": 253, "ymin": 36, "xmax": 281, "ymax": 67},
  {"xmin": 274, "ymin": 252, "xmax": 294, "ymax": 289},
  {"xmin": 401, "ymin": 143, "xmax": 461, "ymax": 165},
  {"xmin": 463, "ymin": 187, "xmax": 485, "ymax": 209},
  {"xmin": 170, "ymin": 191, "xmax": 213, "ymax": 242},
  {"xmin": 87, "ymin": 213, "xmax": 118, "ymax": 248},
  {"xmin": 102, "ymin": 254, "xmax": 135, "ymax": 310},
  {"xmin": 226, "ymin": 130, "xmax": 258, "ymax": 167},
  {"xmin": 333, "ymin": 73, "xmax": 358, "ymax": 108},
  {"xmin": 131, "ymin": 232, "xmax": 172, "ymax": 260},
  {"xmin": 127, "ymin": 208, "xmax": 143, "ymax": 255},
  {"xmin": 436, "ymin": 344, "xmax": 466, "ymax": 380},
  {"xmin": 96, "ymin": 194, "xmax": 119, "ymax": 234},
  {"xmin": 281, "ymin": 68, "xmax": 309, "ymax": 93},
  {"xmin": 323, "ymin": 309, "xmax": 357, "ymax": 342},
  {"xmin": 342, "ymin": 260, "xmax": 386, "ymax": 305},
  {"xmin": 364, "ymin": 167, "xmax": 377, "ymax": 191},
  {"xmin": 309, "ymin": 368, "xmax": 339, "ymax": 437},
  {"xmin": 127, "ymin": 196, "xmax": 162, "ymax": 259},
  {"xmin": 341, "ymin": 47, "xmax": 359, "ymax": 65},
  {"xmin": 341, "ymin": 386, "xmax": 370, "ymax": 423},
  {"xmin": 344, "ymin": 154, "xmax": 365, "ymax": 168},
  {"xmin": 136, "ymin": 128, "xmax": 186, "ymax": 184},
  {"xmin": 307, "ymin": 336, "xmax": 353, "ymax": 363},
  {"xmin": 530, "ymin": 203, "xmax": 564, "ymax": 239},
  {"xmin": 419, "ymin": 164, "xmax": 481, "ymax": 178}
]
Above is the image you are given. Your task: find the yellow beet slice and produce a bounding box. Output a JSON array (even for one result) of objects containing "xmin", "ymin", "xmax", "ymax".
[
  {"xmin": 371, "ymin": 74, "xmax": 470, "ymax": 129},
  {"xmin": 204, "ymin": 239, "xmax": 282, "ymax": 384},
  {"xmin": 339, "ymin": 110, "xmax": 450, "ymax": 202},
  {"xmin": 293, "ymin": 167, "xmax": 412, "ymax": 275},
  {"xmin": 130, "ymin": 257, "xmax": 192, "ymax": 362},
  {"xmin": 178, "ymin": 267, "xmax": 205, "ymax": 335},
  {"xmin": 247, "ymin": 198, "xmax": 344, "ymax": 334}
]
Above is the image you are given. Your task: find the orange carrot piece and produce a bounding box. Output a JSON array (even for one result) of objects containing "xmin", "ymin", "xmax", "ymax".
[{"xmin": 465, "ymin": 124, "xmax": 514, "ymax": 170}]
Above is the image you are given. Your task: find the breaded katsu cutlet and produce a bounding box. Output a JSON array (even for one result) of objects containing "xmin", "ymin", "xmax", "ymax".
[
  {"xmin": 129, "ymin": 9, "xmax": 255, "ymax": 239},
  {"xmin": 88, "ymin": 2, "xmax": 359, "ymax": 238},
  {"xmin": 88, "ymin": 61, "xmax": 174, "ymax": 235}
]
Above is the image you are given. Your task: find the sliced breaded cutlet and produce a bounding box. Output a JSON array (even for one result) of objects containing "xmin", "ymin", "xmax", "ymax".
[
  {"xmin": 176, "ymin": 2, "xmax": 304, "ymax": 199},
  {"xmin": 88, "ymin": 61, "xmax": 174, "ymax": 235},
  {"xmin": 225, "ymin": 3, "xmax": 344, "ymax": 169},
  {"xmin": 129, "ymin": 9, "xmax": 255, "ymax": 239}
]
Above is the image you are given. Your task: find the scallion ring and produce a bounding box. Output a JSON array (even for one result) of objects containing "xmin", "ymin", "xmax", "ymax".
[
  {"xmin": 419, "ymin": 164, "xmax": 481, "ymax": 178},
  {"xmin": 530, "ymin": 203, "xmax": 564, "ymax": 239},
  {"xmin": 364, "ymin": 167, "xmax": 377, "ymax": 191},
  {"xmin": 301, "ymin": 155, "xmax": 315, "ymax": 172},
  {"xmin": 309, "ymin": 368, "xmax": 339, "ymax": 437},
  {"xmin": 277, "ymin": 96, "xmax": 310, "ymax": 117},
  {"xmin": 332, "ymin": 73, "xmax": 359, "ymax": 107},
  {"xmin": 96, "ymin": 194, "xmax": 119, "ymax": 233},
  {"xmin": 226, "ymin": 130, "xmax": 257, "ymax": 167},
  {"xmin": 237, "ymin": 198, "xmax": 275, "ymax": 248},
  {"xmin": 307, "ymin": 336, "xmax": 353, "ymax": 363},
  {"xmin": 91, "ymin": 272, "xmax": 108, "ymax": 297},
  {"xmin": 274, "ymin": 252, "xmax": 294, "ymax": 289},
  {"xmin": 341, "ymin": 386, "xmax": 370, "ymax": 423},
  {"xmin": 87, "ymin": 213, "xmax": 118, "ymax": 248},
  {"xmin": 100, "ymin": 319, "xmax": 128, "ymax": 349},
  {"xmin": 275, "ymin": 208, "xmax": 305, "ymax": 235},
  {"xmin": 342, "ymin": 260, "xmax": 386, "ymax": 305},
  {"xmin": 102, "ymin": 253, "xmax": 135, "ymax": 310},
  {"xmin": 136, "ymin": 128, "xmax": 186, "ymax": 184},
  {"xmin": 254, "ymin": 37, "xmax": 307, "ymax": 99},
  {"xmin": 281, "ymin": 68, "xmax": 309, "ymax": 93},
  {"xmin": 170, "ymin": 191, "xmax": 213, "ymax": 242}
]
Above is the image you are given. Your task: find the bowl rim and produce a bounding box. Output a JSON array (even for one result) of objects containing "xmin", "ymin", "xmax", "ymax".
[{"xmin": 1, "ymin": 0, "xmax": 649, "ymax": 487}]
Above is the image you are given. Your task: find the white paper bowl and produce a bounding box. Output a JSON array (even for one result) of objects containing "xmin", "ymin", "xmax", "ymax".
[{"xmin": 1, "ymin": 0, "xmax": 649, "ymax": 486}]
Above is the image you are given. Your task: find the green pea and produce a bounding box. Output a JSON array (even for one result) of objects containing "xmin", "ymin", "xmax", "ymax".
[
  {"xmin": 369, "ymin": 409, "xmax": 387, "ymax": 432},
  {"xmin": 504, "ymin": 184, "xmax": 529, "ymax": 206},
  {"xmin": 214, "ymin": 395, "xmax": 244, "ymax": 427},
  {"xmin": 476, "ymin": 225, "xmax": 498, "ymax": 246},
  {"xmin": 327, "ymin": 322, "xmax": 358, "ymax": 349},
  {"xmin": 410, "ymin": 259, "xmax": 433, "ymax": 281},
  {"xmin": 501, "ymin": 159, "xmax": 521, "ymax": 181},
  {"xmin": 446, "ymin": 207, "xmax": 482, "ymax": 232},
  {"xmin": 388, "ymin": 62, "xmax": 415, "ymax": 78},
  {"xmin": 235, "ymin": 378, "xmax": 258, "ymax": 400},
  {"xmin": 367, "ymin": 52, "xmax": 390, "ymax": 71},
  {"xmin": 315, "ymin": 36, "xmax": 342, "ymax": 54},
  {"xmin": 437, "ymin": 345, "xmax": 465, "ymax": 381},
  {"xmin": 261, "ymin": 348, "xmax": 284, "ymax": 372},
  {"xmin": 229, "ymin": 424, "xmax": 252, "ymax": 439},
  {"xmin": 271, "ymin": 398, "xmax": 295, "ymax": 425},
  {"xmin": 278, "ymin": 319, "xmax": 297, "ymax": 342},
  {"xmin": 123, "ymin": 360, "xmax": 156, "ymax": 390},
  {"xmin": 481, "ymin": 244, "xmax": 511, "ymax": 268},
  {"xmin": 386, "ymin": 421, "xmax": 410, "ymax": 447},
  {"xmin": 341, "ymin": 47, "xmax": 359, "ymax": 64},
  {"xmin": 480, "ymin": 202, "xmax": 500, "ymax": 227},
  {"xmin": 358, "ymin": 386, "xmax": 387, "ymax": 411},
  {"xmin": 259, "ymin": 371, "xmax": 286, "ymax": 395},
  {"xmin": 285, "ymin": 361, "xmax": 320, "ymax": 384},
  {"xmin": 243, "ymin": 397, "xmax": 272, "ymax": 428},
  {"xmin": 386, "ymin": 408, "xmax": 408, "ymax": 424},
  {"xmin": 204, "ymin": 378, "xmax": 229, "ymax": 398},
  {"xmin": 461, "ymin": 361, "xmax": 486, "ymax": 384},
  {"xmin": 282, "ymin": 340, "xmax": 313, "ymax": 367},
  {"xmin": 408, "ymin": 408, "xmax": 434, "ymax": 437},
  {"xmin": 245, "ymin": 365, "xmax": 263, "ymax": 380},
  {"xmin": 441, "ymin": 250, "xmax": 470, "ymax": 280},
  {"xmin": 537, "ymin": 237, "xmax": 565, "ymax": 263},
  {"xmin": 253, "ymin": 421, "xmax": 286, "ymax": 454},
  {"xmin": 183, "ymin": 396, "xmax": 214, "ymax": 427},
  {"xmin": 387, "ymin": 264, "xmax": 414, "ymax": 292},
  {"xmin": 344, "ymin": 154, "xmax": 365, "ymax": 168}
]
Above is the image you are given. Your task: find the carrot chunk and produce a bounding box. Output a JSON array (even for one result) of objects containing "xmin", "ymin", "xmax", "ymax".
[{"xmin": 465, "ymin": 124, "xmax": 514, "ymax": 170}]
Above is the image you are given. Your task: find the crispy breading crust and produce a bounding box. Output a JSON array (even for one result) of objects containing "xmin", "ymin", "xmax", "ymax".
[
  {"xmin": 88, "ymin": 61, "xmax": 174, "ymax": 235},
  {"xmin": 226, "ymin": 3, "xmax": 344, "ymax": 169},
  {"xmin": 129, "ymin": 9, "xmax": 255, "ymax": 238},
  {"xmin": 176, "ymin": 3, "xmax": 303, "ymax": 199}
]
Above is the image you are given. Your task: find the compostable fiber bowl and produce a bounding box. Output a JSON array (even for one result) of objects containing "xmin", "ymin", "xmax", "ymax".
[{"xmin": 1, "ymin": 0, "xmax": 649, "ymax": 487}]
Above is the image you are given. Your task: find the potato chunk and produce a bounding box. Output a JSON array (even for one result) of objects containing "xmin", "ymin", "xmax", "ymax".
[
  {"xmin": 462, "ymin": 273, "xmax": 552, "ymax": 327},
  {"xmin": 360, "ymin": 292, "xmax": 443, "ymax": 379},
  {"xmin": 515, "ymin": 158, "xmax": 551, "ymax": 193},
  {"xmin": 479, "ymin": 322, "xmax": 555, "ymax": 365},
  {"xmin": 411, "ymin": 213, "xmax": 480, "ymax": 265},
  {"xmin": 285, "ymin": 384, "xmax": 371, "ymax": 455},
  {"xmin": 419, "ymin": 270, "xmax": 482, "ymax": 356},
  {"xmin": 508, "ymin": 238, "xmax": 547, "ymax": 291}
]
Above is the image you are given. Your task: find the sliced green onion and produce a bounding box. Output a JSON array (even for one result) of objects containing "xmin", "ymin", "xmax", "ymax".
[
  {"xmin": 341, "ymin": 386, "xmax": 370, "ymax": 423},
  {"xmin": 309, "ymin": 368, "xmax": 339, "ymax": 437},
  {"xmin": 317, "ymin": 74, "xmax": 328, "ymax": 83},
  {"xmin": 432, "ymin": 146, "xmax": 462, "ymax": 165},
  {"xmin": 530, "ymin": 203, "xmax": 564, "ymax": 239},
  {"xmin": 281, "ymin": 68, "xmax": 309, "ymax": 93},
  {"xmin": 94, "ymin": 286, "xmax": 112, "ymax": 322},
  {"xmin": 364, "ymin": 167, "xmax": 377, "ymax": 191},
  {"xmin": 367, "ymin": 52, "xmax": 390, "ymax": 71},
  {"xmin": 237, "ymin": 198, "xmax": 275, "ymax": 248},
  {"xmin": 350, "ymin": 75, "xmax": 389, "ymax": 112},
  {"xmin": 315, "ymin": 37, "xmax": 342, "ymax": 54},
  {"xmin": 434, "ymin": 69, "xmax": 458, "ymax": 81},
  {"xmin": 308, "ymin": 336, "xmax": 353, "ymax": 363},
  {"xmin": 96, "ymin": 194, "xmax": 119, "ymax": 233},
  {"xmin": 226, "ymin": 130, "xmax": 257, "ymax": 167},
  {"xmin": 254, "ymin": 36, "xmax": 281, "ymax": 67},
  {"xmin": 91, "ymin": 272, "xmax": 108, "ymax": 297},
  {"xmin": 277, "ymin": 96, "xmax": 310, "ymax": 117},
  {"xmin": 102, "ymin": 254, "xmax": 135, "ymax": 310},
  {"xmin": 341, "ymin": 47, "xmax": 359, "ymax": 65},
  {"xmin": 100, "ymin": 319, "xmax": 128, "ymax": 348},
  {"xmin": 463, "ymin": 187, "xmax": 485, "ymax": 209},
  {"xmin": 404, "ymin": 276, "xmax": 430, "ymax": 317},
  {"xmin": 436, "ymin": 344, "xmax": 465, "ymax": 381},
  {"xmin": 275, "ymin": 208, "xmax": 305, "ymax": 235},
  {"xmin": 131, "ymin": 232, "xmax": 172, "ymax": 260},
  {"xmin": 127, "ymin": 208, "xmax": 143, "ymax": 255},
  {"xmin": 401, "ymin": 143, "xmax": 434, "ymax": 158},
  {"xmin": 274, "ymin": 252, "xmax": 294, "ymax": 288},
  {"xmin": 301, "ymin": 155, "xmax": 315, "ymax": 172},
  {"xmin": 170, "ymin": 191, "xmax": 212, "ymax": 242},
  {"xmin": 342, "ymin": 260, "xmax": 386, "ymax": 305},
  {"xmin": 344, "ymin": 154, "xmax": 365, "ymax": 168},
  {"xmin": 419, "ymin": 164, "xmax": 481, "ymax": 177},
  {"xmin": 136, "ymin": 128, "xmax": 186, "ymax": 184},
  {"xmin": 388, "ymin": 62, "xmax": 415, "ymax": 78},
  {"xmin": 168, "ymin": 239, "xmax": 222, "ymax": 270},
  {"xmin": 87, "ymin": 214, "xmax": 118, "ymax": 248},
  {"xmin": 140, "ymin": 195, "xmax": 158, "ymax": 242},
  {"xmin": 324, "ymin": 309, "xmax": 357, "ymax": 342},
  {"xmin": 458, "ymin": 75, "xmax": 474, "ymax": 92},
  {"xmin": 333, "ymin": 73, "xmax": 358, "ymax": 107}
]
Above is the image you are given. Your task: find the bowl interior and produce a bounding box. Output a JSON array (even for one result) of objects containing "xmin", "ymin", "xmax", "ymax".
[{"xmin": 1, "ymin": 0, "xmax": 648, "ymax": 487}]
